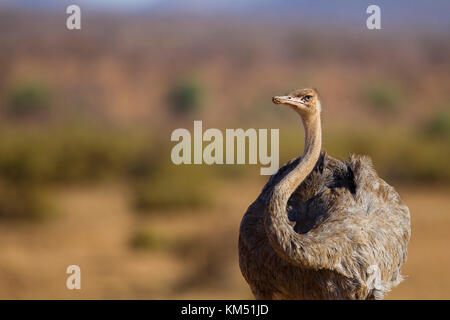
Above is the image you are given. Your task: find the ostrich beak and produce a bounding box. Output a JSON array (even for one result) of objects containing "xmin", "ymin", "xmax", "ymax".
[
  {"xmin": 272, "ymin": 96, "xmax": 304, "ymax": 108},
  {"xmin": 272, "ymin": 96, "xmax": 290, "ymax": 104}
]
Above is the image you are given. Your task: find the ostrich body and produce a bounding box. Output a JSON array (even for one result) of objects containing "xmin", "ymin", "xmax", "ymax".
[{"xmin": 238, "ymin": 88, "xmax": 411, "ymax": 300}]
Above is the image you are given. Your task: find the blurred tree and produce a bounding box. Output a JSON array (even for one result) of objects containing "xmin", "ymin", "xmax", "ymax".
[
  {"xmin": 424, "ymin": 108, "xmax": 450, "ymax": 139},
  {"xmin": 5, "ymin": 82, "xmax": 52, "ymax": 119},
  {"xmin": 363, "ymin": 82, "xmax": 402, "ymax": 114},
  {"xmin": 167, "ymin": 78, "xmax": 204, "ymax": 115}
]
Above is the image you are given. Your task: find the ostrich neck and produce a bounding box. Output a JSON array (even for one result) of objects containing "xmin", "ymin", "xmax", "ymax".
[
  {"xmin": 264, "ymin": 112, "xmax": 324, "ymax": 268},
  {"xmin": 277, "ymin": 113, "xmax": 322, "ymax": 197}
]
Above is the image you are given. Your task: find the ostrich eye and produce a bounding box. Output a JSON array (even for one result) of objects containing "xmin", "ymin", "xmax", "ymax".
[{"xmin": 303, "ymin": 95, "xmax": 313, "ymax": 101}]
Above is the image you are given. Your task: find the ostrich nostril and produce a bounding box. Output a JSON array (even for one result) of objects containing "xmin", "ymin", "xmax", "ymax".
[{"xmin": 288, "ymin": 97, "xmax": 292, "ymax": 99}]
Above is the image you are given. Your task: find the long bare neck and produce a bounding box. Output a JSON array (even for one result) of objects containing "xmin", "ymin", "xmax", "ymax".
[
  {"xmin": 263, "ymin": 111, "xmax": 326, "ymax": 268},
  {"xmin": 276, "ymin": 112, "xmax": 322, "ymax": 197}
]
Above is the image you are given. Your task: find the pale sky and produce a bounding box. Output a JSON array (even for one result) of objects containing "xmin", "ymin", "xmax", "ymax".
[{"xmin": 77, "ymin": 0, "xmax": 160, "ymax": 9}]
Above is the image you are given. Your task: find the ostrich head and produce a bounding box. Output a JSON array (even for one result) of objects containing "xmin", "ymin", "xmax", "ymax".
[{"xmin": 272, "ymin": 88, "xmax": 321, "ymax": 117}]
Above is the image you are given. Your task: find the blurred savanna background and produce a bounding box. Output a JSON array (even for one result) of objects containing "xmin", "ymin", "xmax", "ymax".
[{"xmin": 0, "ymin": 0, "xmax": 449, "ymax": 299}]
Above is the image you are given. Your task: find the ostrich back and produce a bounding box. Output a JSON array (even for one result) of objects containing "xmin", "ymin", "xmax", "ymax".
[{"xmin": 238, "ymin": 152, "xmax": 411, "ymax": 299}]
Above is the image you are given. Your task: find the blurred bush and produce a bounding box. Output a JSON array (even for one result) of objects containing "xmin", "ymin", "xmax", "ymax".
[
  {"xmin": 48, "ymin": 129, "xmax": 141, "ymax": 182},
  {"xmin": 389, "ymin": 136, "xmax": 450, "ymax": 183},
  {"xmin": 0, "ymin": 181, "xmax": 53, "ymax": 221},
  {"xmin": 132, "ymin": 164, "xmax": 215, "ymax": 212},
  {"xmin": 0, "ymin": 126, "xmax": 147, "ymax": 185},
  {"xmin": 128, "ymin": 143, "xmax": 213, "ymax": 211},
  {"xmin": 424, "ymin": 108, "xmax": 450, "ymax": 139},
  {"xmin": 4, "ymin": 82, "xmax": 52, "ymax": 119},
  {"xmin": 362, "ymin": 82, "xmax": 403, "ymax": 114},
  {"xmin": 130, "ymin": 229, "xmax": 174, "ymax": 251},
  {"xmin": 167, "ymin": 78, "xmax": 204, "ymax": 115},
  {"xmin": 0, "ymin": 139, "xmax": 52, "ymax": 184}
]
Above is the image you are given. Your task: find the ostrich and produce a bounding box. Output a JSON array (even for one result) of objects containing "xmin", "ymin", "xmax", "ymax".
[{"xmin": 238, "ymin": 88, "xmax": 411, "ymax": 300}]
